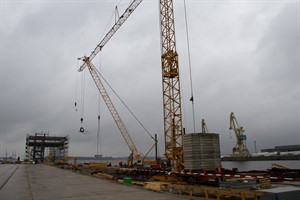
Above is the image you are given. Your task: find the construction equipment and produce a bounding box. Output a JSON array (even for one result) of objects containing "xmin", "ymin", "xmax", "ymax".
[
  {"xmin": 78, "ymin": 0, "xmax": 143, "ymax": 72},
  {"xmin": 159, "ymin": 0, "xmax": 184, "ymax": 172},
  {"xmin": 78, "ymin": 0, "xmax": 144, "ymax": 166},
  {"xmin": 79, "ymin": 0, "xmax": 184, "ymax": 171},
  {"xmin": 77, "ymin": 0, "xmax": 163, "ymax": 168},
  {"xmin": 229, "ymin": 112, "xmax": 251, "ymax": 157},
  {"xmin": 79, "ymin": 57, "xmax": 141, "ymax": 166},
  {"xmin": 201, "ymin": 119, "xmax": 209, "ymax": 133}
]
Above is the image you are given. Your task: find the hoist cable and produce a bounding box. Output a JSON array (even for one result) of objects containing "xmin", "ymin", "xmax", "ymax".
[
  {"xmin": 94, "ymin": 67, "xmax": 155, "ymax": 141},
  {"xmin": 98, "ymin": 1, "xmax": 120, "ymax": 43},
  {"xmin": 97, "ymin": 52, "xmax": 102, "ymax": 155},
  {"xmin": 75, "ymin": 60, "xmax": 79, "ymax": 111},
  {"xmin": 184, "ymin": 0, "xmax": 196, "ymax": 133},
  {"xmin": 97, "ymin": 116, "xmax": 100, "ymax": 154},
  {"xmin": 80, "ymin": 70, "xmax": 86, "ymax": 123},
  {"xmin": 100, "ymin": 0, "xmax": 127, "ymax": 38}
]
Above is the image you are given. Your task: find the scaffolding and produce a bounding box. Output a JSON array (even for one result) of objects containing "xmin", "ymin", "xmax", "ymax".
[{"xmin": 25, "ymin": 131, "xmax": 69, "ymax": 163}]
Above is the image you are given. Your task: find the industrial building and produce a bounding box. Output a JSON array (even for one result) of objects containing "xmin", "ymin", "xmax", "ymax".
[{"xmin": 261, "ymin": 145, "xmax": 300, "ymax": 153}]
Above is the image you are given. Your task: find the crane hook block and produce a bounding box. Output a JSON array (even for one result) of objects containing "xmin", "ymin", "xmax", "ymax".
[
  {"xmin": 80, "ymin": 118, "xmax": 83, "ymax": 124},
  {"xmin": 79, "ymin": 127, "xmax": 85, "ymax": 133}
]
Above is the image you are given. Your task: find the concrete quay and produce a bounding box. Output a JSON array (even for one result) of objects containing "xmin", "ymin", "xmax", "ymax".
[{"xmin": 0, "ymin": 164, "xmax": 188, "ymax": 200}]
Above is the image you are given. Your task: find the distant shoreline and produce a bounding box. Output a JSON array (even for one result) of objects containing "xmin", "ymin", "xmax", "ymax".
[
  {"xmin": 71, "ymin": 156, "xmax": 115, "ymax": 160},
  {"xmin": 221, "ymin": 154, "xmax": 300, "ymax": 161}
]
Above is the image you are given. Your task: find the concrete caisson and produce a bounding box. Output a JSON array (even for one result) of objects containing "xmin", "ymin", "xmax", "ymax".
[{"xmin": 183, "ymin": 133, "xmax": 221, "ymax": 170}]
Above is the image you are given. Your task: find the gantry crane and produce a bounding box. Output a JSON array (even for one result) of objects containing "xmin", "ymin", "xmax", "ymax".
[
  {"xmin": 159, "ymin": 0, "xmax": 184, "ymax": 172},
  {"xmin": 229, "ymin": 112, "xmax": 251, "ymax": 157}
]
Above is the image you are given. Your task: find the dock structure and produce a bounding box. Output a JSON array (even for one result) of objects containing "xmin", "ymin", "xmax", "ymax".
[
  {"xmin": 25, "ymin": 132, "xmax": 69, "ymax": 162},
  {"xmin": 0, "ymin": 164, "xmax": 187, "ymax": 200}
]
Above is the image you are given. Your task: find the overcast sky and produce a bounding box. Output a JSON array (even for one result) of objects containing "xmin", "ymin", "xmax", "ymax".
[{"xmin": 0, "ymin": 0, "xmax": 299, "ymax": 159}]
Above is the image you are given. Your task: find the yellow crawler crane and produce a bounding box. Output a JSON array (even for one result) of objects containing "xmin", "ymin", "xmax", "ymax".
[
  {"xmin": 229, "ymin": 112, "xmax": 251, "ymax": 157},
  {"xmin": 78, "ymin": 0, "xmax": 144, "ymax": 167},
  {"xmin": 79, "ymin": 57, "xmax": 141, "ymax": 166}
]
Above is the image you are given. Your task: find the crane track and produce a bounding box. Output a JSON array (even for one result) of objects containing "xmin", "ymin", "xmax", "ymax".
[
  {"xmin": 0, "ymin": 165, "xmax": 19, "ymax": 190},
  {"xmin": 0, "ymin": 164, "xmax": 17, "ymax": 177}
]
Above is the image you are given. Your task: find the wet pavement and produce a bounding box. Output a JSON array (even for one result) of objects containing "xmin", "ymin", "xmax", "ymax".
[{"xmin": 0, "ymin": 164, "xmax": 188, "ymax": 200}]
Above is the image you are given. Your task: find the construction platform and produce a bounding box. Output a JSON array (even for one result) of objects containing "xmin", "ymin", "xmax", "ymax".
[
  {"xmin": 0, "ymin": 164, "xmax": 187, "ymax": 200},
  {"xmin": 25, "ymin": 132, "xmax": 69, "ymax": 163}
]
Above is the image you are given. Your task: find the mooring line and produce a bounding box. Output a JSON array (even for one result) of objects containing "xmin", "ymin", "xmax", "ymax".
[{"xmin": 0, "ymin": 165, "xmax": 19, "ymax": 190}]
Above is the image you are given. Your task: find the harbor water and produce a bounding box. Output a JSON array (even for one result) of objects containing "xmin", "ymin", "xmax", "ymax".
[{"xmin": 221, "ymin": 160, "xmax": 300, "ymax": 171}]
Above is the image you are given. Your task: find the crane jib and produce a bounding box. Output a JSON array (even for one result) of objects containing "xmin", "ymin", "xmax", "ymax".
[
  {"xmin": 78, "ymin": 0, "xmax": 143, "ymax": 71},
  {"xmin": 78, "ymin": 63, "xmax": 87, "ymax": 72},
  {"xmin": 85, "ymin": 60, "xmax": 140, "ymax": 162}
]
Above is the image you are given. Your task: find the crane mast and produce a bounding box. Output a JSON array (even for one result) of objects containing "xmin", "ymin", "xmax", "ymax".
[
  {"xmin": 81, "ymin": 57, "xmax": 141, "ymax": 165},
  {"xmin": 159, "ymin": 0, "xmax": 184, "ymax": 172},
  {"xmin": 229, "ymin": 112, "xmax": 251, "ymax": 157}
]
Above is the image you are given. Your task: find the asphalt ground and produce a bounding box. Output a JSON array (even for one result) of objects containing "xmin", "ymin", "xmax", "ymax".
[{"xmin": 0, "ymin": 164, "xmax": 189, "ymax": 200}]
